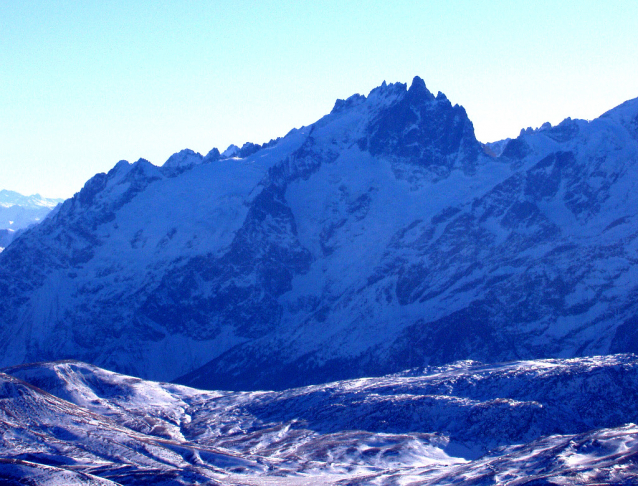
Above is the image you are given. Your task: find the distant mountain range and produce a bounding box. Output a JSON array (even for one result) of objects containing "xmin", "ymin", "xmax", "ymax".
[
  {"xmin": 0, "ymin": 190, "xmax": 63, "ymax": 250},
  {"xmin": 0, "ymin": 77, "xmax": 637, "ymax": 392}
]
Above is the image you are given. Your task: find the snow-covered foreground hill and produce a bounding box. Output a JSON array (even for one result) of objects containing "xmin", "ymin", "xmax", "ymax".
[
  {"xmin": 1, "ymin": 77, "xmax": 638, "ymax": 389},
  {"xmin": 2, "ymin": 355, "xmax": 638, "ymax": 485}
]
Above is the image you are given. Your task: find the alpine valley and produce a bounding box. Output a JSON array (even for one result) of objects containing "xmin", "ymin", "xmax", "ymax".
[{"xmin": 2, "ymin": 76, "xmax": 638, "ymax": 483}]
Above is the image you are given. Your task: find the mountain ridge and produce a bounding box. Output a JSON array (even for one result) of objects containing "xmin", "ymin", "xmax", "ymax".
[{"xmin": 1, "ymin": 78, "xmax": 638, "ymax": 391}]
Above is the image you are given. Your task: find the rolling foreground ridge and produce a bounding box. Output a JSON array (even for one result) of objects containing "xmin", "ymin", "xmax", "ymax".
[
  {"xmin": 2, "ymin": 355, "xmax": 638, "ymax": 485},
  {"xmin": 1, "ymin": 77, "xmax": 638, "ymax": 390}
]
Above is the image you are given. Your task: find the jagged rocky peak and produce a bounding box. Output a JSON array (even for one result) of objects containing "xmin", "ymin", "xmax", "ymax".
[
  {"xmin": 406, "ymin": 75, "xmax": 435, "ymax": 101},
  {"xmin": 237, "ymin": 142, "xmax": 261, "ymax": 158},
  {"xmin": 500, "ymin": 116, "xmax": 587, "ymax": 161},
  {"xmin": 203, "ymin": 147, "xmax": 220, "ymax": 162},
  {"xmin": 366, "ymin": 79, "xmax": 408, "ymax": 101},
  {"xmin": 328, "ymin": 77, "xmax": 480, "ymax": 174},
  {"xmin": 332, "ymin": 77, "xmax": 445, "ymax": 116},
  {"xmin": 358, "ymin": 76, "xmax": 481, "ymax": 173},
  {"xmin": 162, "ymin": 148, "xmax": 203, "ymax": 168},
  {"xmin": 217, "ymin": 139, "xmax": 283, "ymax": 160},
  {"xmin": 220, "ymin": 144, "xmax": 240, "ymax": 158},
  {"xmin": 63, "ymin": 157, "xmax": 164, "ymax": 217},
  {"xmin": 331, "ymin": 93, "xmax": 366, "ymax": 114}
]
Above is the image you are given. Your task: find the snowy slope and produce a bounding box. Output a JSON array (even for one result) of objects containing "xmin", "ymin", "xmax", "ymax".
[
  {"xmin": 2, "ymin": 355, "xmax": 638, "ymax": 485},
  {"xmin": 0, "ymin": 78, "xmax": 638, "ymax": 390}
]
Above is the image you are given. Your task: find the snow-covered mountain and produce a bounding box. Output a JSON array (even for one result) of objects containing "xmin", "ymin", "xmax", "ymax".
[
  {"xmin": 1, "ymin": 77, "xmax": 638, "ymax": 390},
  {"xmin": 2, "ymin": 355, "xmax": 638, "ymax": 485},
  {"xmin": 0, "ymin": 190, "xmax": 63, "ymax": 251},
  {"xmin": 0, "ymin": 189, "xmax": 63, "ymax": 229}
]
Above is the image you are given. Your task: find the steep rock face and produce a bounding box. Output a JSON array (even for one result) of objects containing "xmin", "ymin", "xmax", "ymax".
[
  {"xmin": 141, "ymin": 175, "xmax": 313, "ymax": 341},
  {"xmin": 362, "ymin": 78, "xmax": 480, "ymax": 176},
  {"xmin": 1, "ymin": 78, "xmax": 637, "ymax": 390}
]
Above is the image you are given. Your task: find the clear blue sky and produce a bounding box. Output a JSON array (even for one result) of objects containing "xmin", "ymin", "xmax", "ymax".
[{"xmin": 2, "ymin": 1, "xmax": 637, "ymax": 198}]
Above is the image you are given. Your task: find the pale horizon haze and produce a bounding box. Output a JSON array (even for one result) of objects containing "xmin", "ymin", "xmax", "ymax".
[{"xmin": 2, "ymin": 1, "xmax": 637, "ymax": 198}]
